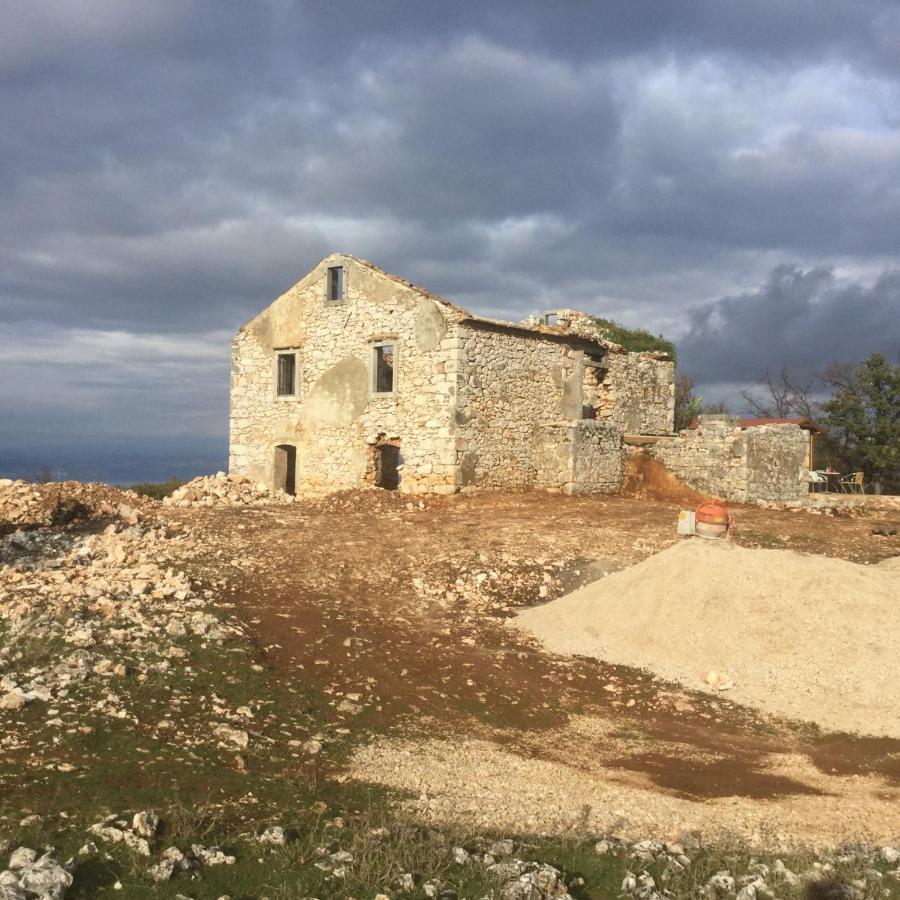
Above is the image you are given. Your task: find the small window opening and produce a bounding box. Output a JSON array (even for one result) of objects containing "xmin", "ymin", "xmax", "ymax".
[
  {"xmin": 327, "ymin": 265, "xmax": 345, "ymax": 303},
  {"xmin": 375, "ymin": 444, "xmax": 400, "ymax": 490},
  {"xmin": 372, "ymin": 342, "xmax": 395, "ymax": 394},
  {"xmin": 543, "ymin": 312, "xmax": 558, "ymax": 327},
  {"xmin": 273, "ymin": 444, "xmax": 297, "ymax": 495},
  {"xmin": 276, "ymin": 352, "xmax": 297, "ymax": 396}
]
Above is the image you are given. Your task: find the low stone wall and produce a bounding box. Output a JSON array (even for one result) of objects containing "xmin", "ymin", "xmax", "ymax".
[
  {"xmin": 645, "ymin": 416, "xmax": 809, "ymax": 504},
  {"xmin": 535, "ymin": 421, "xmax": 623, "ymax": 495}
]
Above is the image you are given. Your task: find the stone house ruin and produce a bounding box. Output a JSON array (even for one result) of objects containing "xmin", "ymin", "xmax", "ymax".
[
  {"xmin": 229, "ymin": 254, "xmax": 812, "ymax": 503},
  {"xmin": 229, "ymin": 254, "xmax": 674, "ymax": 497}
]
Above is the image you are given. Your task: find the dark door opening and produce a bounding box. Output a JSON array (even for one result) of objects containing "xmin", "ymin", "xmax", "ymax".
[
  {"xmin": 274, "ymin": 444, "xmax": 297, "ymax": 495},
  {"xmin": 374, "ymin": 444, "xmax": 400, "ymax": 490}
]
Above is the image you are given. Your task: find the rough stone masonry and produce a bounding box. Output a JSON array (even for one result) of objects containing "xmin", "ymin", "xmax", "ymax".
[
  {"xmin": 229, "ymin": 254, "xmax": 674, "ymax": 497},
  {"xmin": 644, "ymin": 415, "xmax": 811, "ymax": 505}
]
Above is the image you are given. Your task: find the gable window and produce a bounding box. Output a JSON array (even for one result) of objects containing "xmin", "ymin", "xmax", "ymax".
[
  {"xmin": 275, "ymin": 351, "xmax": 298, "ymax": 397},
  {"xmin": 371, "ymin": 341, "xmax": 396, "ymax": 395},
  {"xmin": 326, "ymin": 265, "xmax": 345, "ymax": 304}
]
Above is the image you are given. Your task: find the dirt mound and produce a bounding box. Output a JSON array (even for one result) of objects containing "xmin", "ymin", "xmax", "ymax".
[
  {"xmin": 308, "ymin": 488, "xmax": 436, "ymax": 515},
  {"xmin": 515, "ymin": 539, "xmax": 900, "ymax": 738},
  {"xmin": 0, "ymin": 479, "xmax": 149, "ymax": 533},
  {"xmin": 621, "ymin": 453, "xmax": 708, "ymax": 504}
]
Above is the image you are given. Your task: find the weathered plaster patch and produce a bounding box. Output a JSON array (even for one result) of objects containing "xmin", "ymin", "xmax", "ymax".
[
  {"xmin": 414, "ymin": 300, "xmax": 447, "ymax": 352},
  {"xmin": 300, "ymin": 357, "xmax": 369, "ymax": 427}
]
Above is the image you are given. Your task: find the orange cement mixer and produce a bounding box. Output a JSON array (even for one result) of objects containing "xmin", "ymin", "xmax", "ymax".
[{"xmin": 694, "ymin": 500, "xmax": 731, "ymax": 539}]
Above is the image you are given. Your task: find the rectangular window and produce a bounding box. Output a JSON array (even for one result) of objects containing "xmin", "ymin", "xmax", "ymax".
[
  {"xmin": 372, "ymin": 342, "xmax": 395, "ymax": 395},
  {"xmin": 326, "ymin": 265, "xmax": 345, "ymax": 304},
  {"xmin": 276, "ymin": 351, "xmax": 297, "ymax": 397}
]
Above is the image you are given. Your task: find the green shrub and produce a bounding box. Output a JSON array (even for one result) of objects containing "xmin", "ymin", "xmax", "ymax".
[
  {"xmin": 590, "ymin": 317, "xmax": 676, "ymax": 359},
  {"xmin": 127, "ymin": 477, "xmax": 185, "ymax": 500}
]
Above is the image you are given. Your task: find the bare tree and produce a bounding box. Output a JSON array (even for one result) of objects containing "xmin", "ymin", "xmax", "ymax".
[{"xmin": 741, "ymin": 366, "xmax": 818, "ymax": 419}]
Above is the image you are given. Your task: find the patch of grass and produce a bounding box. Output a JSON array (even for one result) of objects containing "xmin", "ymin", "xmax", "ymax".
[{"xmin": 127, "ymin": 478, "xmax": 185, "ymax": 500}]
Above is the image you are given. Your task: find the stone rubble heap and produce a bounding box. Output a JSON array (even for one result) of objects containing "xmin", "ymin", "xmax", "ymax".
[
  {"xmin": 162, "ymin": 472, "xmax": 293, "ymax": 508},
  {"xmin": 85, "ymin": 811, "xmax": 235, "ymax": 884},
  {"xmin": 89, "ymin": 811, "xmax": 161, "ymax": 858},
  {"xmin": 411, "ymin": 555, "xmax": 569, "ymax": 620},
  {"xmin": 0, "ymin": 479, "xmax": 149, "ymax": 532},
  {"xmin": 449, "ymin": 839, "xmax": 575, "ymax": 900},
  {"xmin": 604, "ymin": 836, "xmax": 900, "ymax": 900},
  {"xmin": 0, "ymin": 488, "xmax": 237, "ymax": 730},
  {"xmin": 79, "ymin": 811, "xmax": 236, "ymax": 885},
  {"xmin": 0, "ymin": 848, "xmax": 73, "ymax": 900}
]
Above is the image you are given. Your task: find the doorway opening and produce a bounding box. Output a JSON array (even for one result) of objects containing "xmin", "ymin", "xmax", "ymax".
[
  {"xmin": 371, "ymin": 439, "xmax": 401, "ymax": 490},
  {"xmin": 273, "ymin": 444, "xmax": 297, "ymax": 495}
]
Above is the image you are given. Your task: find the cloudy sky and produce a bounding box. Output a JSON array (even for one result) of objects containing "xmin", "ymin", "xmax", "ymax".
[{"xmin": 2, "ymin": 1, "xmax": 899, "ymax": 480}]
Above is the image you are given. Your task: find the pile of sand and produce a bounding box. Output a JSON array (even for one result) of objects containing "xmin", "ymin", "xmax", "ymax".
[{"xmin": 515, "ymin": 540, "xmax": 900, "ymax": 738}]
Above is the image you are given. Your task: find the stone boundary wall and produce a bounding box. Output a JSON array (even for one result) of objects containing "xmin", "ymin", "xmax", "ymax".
[{"xmin": 645, "ymin": 415, "xmax": 809, "ymax": 504}]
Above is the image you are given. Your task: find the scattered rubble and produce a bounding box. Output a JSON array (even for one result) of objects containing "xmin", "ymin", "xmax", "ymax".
[
  {"xmin": 89, "ymin": 811, "xmax": 160, "ymax": 857},
  {"xmin": 144, "ymin": 844, "xmax": 234, "ymax": 883},
  {"xmin": 0, "ymin": 479, "xmax": 149, "ymax": 533},
  {"xmin": 0, "ymin": 485, "xmax": 242, "ymax": 758},
  {"xmin": 162, "ymin": 473, "xmax": 292, "ymax": 508},
  {"xmin": 256, "ymin": 826, "xmax": 287, "ymax": 846},
  {"xmin": 0, "ymin": 848, "xmax": 72, "ymax": 900}
]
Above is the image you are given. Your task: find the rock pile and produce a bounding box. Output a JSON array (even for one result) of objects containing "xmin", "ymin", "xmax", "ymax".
[
  {"xmin": 84, "ymin": 813, "xmax": 236, "ymax": 884},
  {"xmin": 606, "ymin": 836, "xmax": 900, "ymax": 900},
  {"xmin": 162, "ymin": 473, "xmax": 292, "ymax": 508},
  {"xmin": 411, "ymin": 554, "xmax": 570, "ymax": 620},
  {"xmin": 0, "ymin": 848, "xmax": 72, "ymax": 900},
  {"xmin": 451, "ymin": 840, "xmax": 575, "ymax": 900},
  {"xmin": 0, "ymin": 479, "xmax": 147, "ymax": 533},
  {"xmin": 0, "ymin": 494, "xmax": 238, "ymax": 734},
  {"xmin": 89, "ymin": 811, "xmax": 160, "ymax": 857}
]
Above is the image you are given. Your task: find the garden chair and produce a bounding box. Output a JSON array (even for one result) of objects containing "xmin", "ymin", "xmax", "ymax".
[
  {"xmin": 807, "ymin": 471, "xmax": 827, "ymax": 492},
  {"xmin": 840, "ymin": 471, "xmax": 865, "ymax": 494}
]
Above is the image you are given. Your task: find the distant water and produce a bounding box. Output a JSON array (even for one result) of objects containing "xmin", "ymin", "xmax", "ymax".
[{"xmin": 0, "ymin": 438, "xmax": 227, "ymax": 487}]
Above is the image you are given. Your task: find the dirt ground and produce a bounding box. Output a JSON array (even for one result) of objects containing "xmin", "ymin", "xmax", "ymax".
[{"xmin": 176, "ymin": 491, "xmax": 900, "ymax": 848}]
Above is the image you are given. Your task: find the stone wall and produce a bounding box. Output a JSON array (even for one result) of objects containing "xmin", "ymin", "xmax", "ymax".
[
  {"xmin": 597, "ymin": 350, "xmax": 675, "ymax": 434},
  {"xmin": 645, "ymin": 415, "xmax": 810, "ymax": 504},
  {"xmin": 454, "ymin": 323, "xmax": 587, "ymax": 489},
  {"xmin": 535, "ymin": 422, "xmax": 624, "ymax": 494},
  {"xmin": 229, "ymin": 254, "xmax": 464, "ymax": 495}
]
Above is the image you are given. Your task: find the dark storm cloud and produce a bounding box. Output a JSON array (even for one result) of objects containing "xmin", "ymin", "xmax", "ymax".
[
  {"xmin": 2, "ymin": 0, "xmax": 900, "ymax": 467},
  {"xmin": 678, "ymin": 265, "xmax": 900, "ymax": 385}
]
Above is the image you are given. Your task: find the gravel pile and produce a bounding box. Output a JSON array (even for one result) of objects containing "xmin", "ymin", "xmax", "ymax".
[
  {"xmin": 162, "ymin": 472, "xmax": 292, "ymax": 508},
  {"xmin": 515, "ymin": 539, "xmax": 900, "ymax": 737}
]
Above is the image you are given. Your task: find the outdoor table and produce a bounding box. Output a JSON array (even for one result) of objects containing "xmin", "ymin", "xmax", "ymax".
[{"xmin": 822, "ymin": 472, "xmax": 842, "ymax": 492}]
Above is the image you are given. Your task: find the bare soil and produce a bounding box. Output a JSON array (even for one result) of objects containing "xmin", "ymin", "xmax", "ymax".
[{"xmin": 175, "ymin": 491, "xmax": 900, "ymax": 846}]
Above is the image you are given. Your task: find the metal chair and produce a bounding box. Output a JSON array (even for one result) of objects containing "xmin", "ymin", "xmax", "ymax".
[
  {"xmin": 808, "ymin": 471, "xmax": 827, "ymax": 493},
  {"xmin": 840, "ymin": 471, "xmax": 865, "ymax": 494}
]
